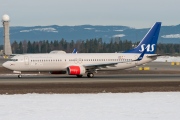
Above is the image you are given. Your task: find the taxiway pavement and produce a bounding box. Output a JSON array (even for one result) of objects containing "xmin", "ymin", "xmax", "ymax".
[
  {"xmin": 0, "ymin": 74, "xmax": 180, "ymax": 94},
  {"xmin": 0, "ymin": 74, "xmax": 180, "ymax": 83},
  {"xmin": 0, "ymin": 58, "xmax": 180, "ymax": 94}
]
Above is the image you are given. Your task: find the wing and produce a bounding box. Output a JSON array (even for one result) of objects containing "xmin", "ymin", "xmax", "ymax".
[
  {"xmin": 83, "ymin": 50, "xmax": 146, "ymax": 69},
  {"xmin": 83, "ymin": 59, "xmax": 137, "ymax": 69},
  {"xmin": 84, "ymin": 62, "xmax": 120, "ymax": 69}
]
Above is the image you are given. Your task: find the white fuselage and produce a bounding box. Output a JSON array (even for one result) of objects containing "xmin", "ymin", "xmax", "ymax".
[{"xmin": 3, "ymin": 53, "xmax": 156, "ymax": 72}]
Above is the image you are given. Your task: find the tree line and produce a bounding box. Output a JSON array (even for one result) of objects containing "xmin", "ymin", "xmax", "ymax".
[{"xmin": 8, "ymin": 38, "xmax": 180, "ymax": 55}]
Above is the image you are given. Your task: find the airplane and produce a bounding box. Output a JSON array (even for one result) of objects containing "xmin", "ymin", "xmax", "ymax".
[{"xmin": 2, "ymin": 22, "xmax": 161, "ymax": 78}]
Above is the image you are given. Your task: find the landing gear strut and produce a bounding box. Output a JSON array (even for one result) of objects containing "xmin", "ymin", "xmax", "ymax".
[
  {"xmin": 13, "ymin": 71, "xmax": 22, "ymax": 78},
  {"xmin": 87, "ymin": 73, "xmax": 94, "ymax": 78}
]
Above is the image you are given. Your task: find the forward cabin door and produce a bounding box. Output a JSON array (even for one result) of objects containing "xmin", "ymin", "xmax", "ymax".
[{"xmin": 24, "ymin": 56, "xmax": 29, "ymax": 65}]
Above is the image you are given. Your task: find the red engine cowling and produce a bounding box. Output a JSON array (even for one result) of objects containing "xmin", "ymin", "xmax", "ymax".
[
  {"xmin": 50, "ymin": 71, "xmax": 66, "ymax": 74},
  {"xmin": 67, "ymin": 66, "xmax": 85, "ymax": 75}
]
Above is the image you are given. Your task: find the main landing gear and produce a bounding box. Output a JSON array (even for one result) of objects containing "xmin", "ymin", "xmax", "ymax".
[
  {"xmin": 76, "ymin": 73, "xmax": 94, "ymax": 78},
  {"xmin": 87, "ymin": 73, "xmax": 94, "ymax": 78}
]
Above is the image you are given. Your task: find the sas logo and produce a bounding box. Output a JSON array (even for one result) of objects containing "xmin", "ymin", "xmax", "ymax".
[{"xmin": 139, "ymin": 44, "xmax": 155, "ymax": 52}]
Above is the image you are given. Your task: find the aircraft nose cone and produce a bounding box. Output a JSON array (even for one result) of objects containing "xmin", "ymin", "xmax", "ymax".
[
  {"xmin": 2, "ymin": 62, "xmax": 7, "ymax": 67},
  {"xmin": 2, "ymin": 62, "xmax": 9, "ymax": 69}
]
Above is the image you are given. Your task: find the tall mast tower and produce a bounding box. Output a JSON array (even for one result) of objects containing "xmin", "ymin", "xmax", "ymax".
[{"xmin": 2, "ymin": 14, "xmax": 12, "ymax": 56}]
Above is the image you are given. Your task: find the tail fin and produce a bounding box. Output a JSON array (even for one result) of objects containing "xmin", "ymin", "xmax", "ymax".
[
  {"xmin": 124, "ymin": 22, "xmax": 161, "ymax": 54},
  {"xmin": 72, "ymin": 49, "xmax": 77, "ymax": 54}
]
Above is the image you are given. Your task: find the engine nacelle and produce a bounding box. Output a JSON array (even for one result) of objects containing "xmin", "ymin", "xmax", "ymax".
[
  {"xmin": 49, "ymin": 71, "xmax": 66, "ymax": 74},
  {"xmin": 67, "ymin": 66, "xmax": 86, "ymax": 75}
]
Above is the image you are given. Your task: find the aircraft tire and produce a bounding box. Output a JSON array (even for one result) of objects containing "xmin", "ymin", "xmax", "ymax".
[
  {"xmin": 87, "ymin": 73, "xmax": 94, "ymax": 78},
  {"xmin": 18, "ymin": 74, "xmax": 22, "ymax": 78}
]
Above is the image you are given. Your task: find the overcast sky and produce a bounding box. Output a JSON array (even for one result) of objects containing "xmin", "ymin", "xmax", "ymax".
[{"xmin": 0, "ymin": 0, "xmax": 179, "ymax": 28}]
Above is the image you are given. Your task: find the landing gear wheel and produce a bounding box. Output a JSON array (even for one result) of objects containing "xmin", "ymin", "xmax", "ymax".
[
  {"xmin": 77, "ymin": 75, "xmax": 83, "ymax": 78},
  {"xmin": 18, "ymin": 74, "xmax": 22, "ymax": 78},
  {"xmin": 87, "ymin": 73, "xmax": 94, "ymax": 78}
]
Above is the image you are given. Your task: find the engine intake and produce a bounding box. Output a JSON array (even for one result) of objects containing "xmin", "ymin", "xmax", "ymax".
[{"xmin": 67, "ymin": 66, "xmax": 85, "ymax": 75}]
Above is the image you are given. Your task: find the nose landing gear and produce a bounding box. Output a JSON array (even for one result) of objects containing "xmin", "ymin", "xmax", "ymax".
[
  {"xmin": 18, "ymin": 74, "xmax": 22, "ymax": 78},
  {"xmin": 13, "ymin": 71, "xmax": 22, "ymax": 78}
]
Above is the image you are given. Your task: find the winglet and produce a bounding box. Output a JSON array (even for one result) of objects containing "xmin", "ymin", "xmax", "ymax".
[{"xmin": 72, "ymin": 49, "xmax": 77, "ymax": 54}]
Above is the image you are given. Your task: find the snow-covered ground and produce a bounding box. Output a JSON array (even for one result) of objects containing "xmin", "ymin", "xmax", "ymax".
[
  {"xmin": 0, "ymin": 92, "xmax": 180, "ymax": 120},
  {"xmin": 154, "ymin": 56, "xmax": 180, "ymax": 62}
]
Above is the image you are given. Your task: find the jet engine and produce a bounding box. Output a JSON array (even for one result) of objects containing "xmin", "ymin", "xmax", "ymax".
[{"xmin": 67, "ymin": 66, "xmax": 86, "ymax": 75}]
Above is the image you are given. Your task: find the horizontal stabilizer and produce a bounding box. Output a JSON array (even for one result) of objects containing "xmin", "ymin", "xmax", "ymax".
[{"xmin": 146, "ymin": 54, "xmax": 161, "ymax": 58}]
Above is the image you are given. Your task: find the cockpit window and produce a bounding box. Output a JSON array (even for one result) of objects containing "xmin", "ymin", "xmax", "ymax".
[{"xmin": 9, "ymin": 59, "xmax": 18, "ymax": 61}]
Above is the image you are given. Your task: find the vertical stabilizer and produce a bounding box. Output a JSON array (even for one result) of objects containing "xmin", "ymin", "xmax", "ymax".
[{"xmin": 124, "ymin": 22, "xmax": 161, "ymax": 54}]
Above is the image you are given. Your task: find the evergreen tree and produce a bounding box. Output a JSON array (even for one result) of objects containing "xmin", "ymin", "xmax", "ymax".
[
  {"xmin": 18, "ymin": 41, "xmax": 23, "ymax": 54},
  {"xmin": 27, "ymin": 41, "xmax": 32, "ymax": 53},
  {"xmin": 12, "ymin": 41, "xmax": 19, "ymax": 53},
  {"xmin": 9, "ymin": 38, "xmax": 180, "ymax": 56}
]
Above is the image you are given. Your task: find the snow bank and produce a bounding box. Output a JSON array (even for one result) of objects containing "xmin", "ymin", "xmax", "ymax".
[{"xmin": 0, "ymin": 92, "xmax": 180, "ymax": 120}]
